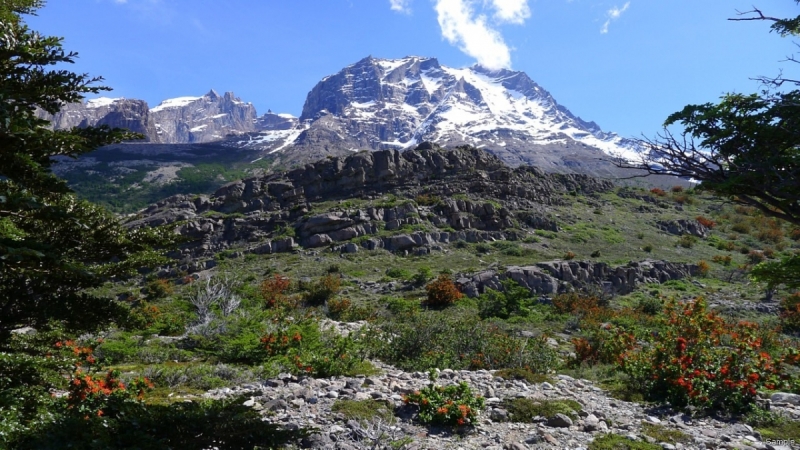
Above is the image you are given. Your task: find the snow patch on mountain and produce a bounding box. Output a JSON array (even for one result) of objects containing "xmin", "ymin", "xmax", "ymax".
[
  {"xmin": 86, "ymin": 97, "xmax": 122, "ymax": 108},
  {"xmin": 150, "ymin": 96, "xmax": 202, "ymax": 113}
]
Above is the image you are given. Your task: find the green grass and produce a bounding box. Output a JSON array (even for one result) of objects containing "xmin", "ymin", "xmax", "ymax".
[
  {"xmin": 589, "ymin": 434, "xmax": 662, "ymax": 450},
  {"xmin": 503, "ymin": 398, "xmax": 583, "ymax": 422},
  {"xmin": 641, "ymin": 423, "xmax": 692, "ymax": 444}
]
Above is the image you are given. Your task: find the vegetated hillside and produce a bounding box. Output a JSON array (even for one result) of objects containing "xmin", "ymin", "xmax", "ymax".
[{"xmin": 36, "ymin": 145, "xmax": 800, "ymax": 448}]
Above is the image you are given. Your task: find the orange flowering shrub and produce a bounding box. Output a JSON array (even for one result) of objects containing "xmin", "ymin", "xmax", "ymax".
[
  {"xmin": 650, "ymin": 188, "xmax": 666, "ymax": 197},
  {"xmin": 56, "ymin": 339, "xmax": 153, "ymax": 420},
  {"xmin": 618, "ymin": 298, "xmax": 800, "ymax": 412},
  {"xmin": 712, "ymin": 255, "xmax": 732, "ymax": 266},
  {"xmin": 326, "ymin": 297, "xmax": 352, "ymax": 319},
  {"xmin": 697, "ymin": 260, "xmax": 710, "ymax": 276},
  {"xmin": 695, "ymin": 216, "xmax": 716, "ymax": 229},
  {"xmin": 403, "ymin": 377, "xmax": 484, "ymax": 427},
  {"xmin": 425, "ymin": 274, "xmax": 463, "ymax": 307}
]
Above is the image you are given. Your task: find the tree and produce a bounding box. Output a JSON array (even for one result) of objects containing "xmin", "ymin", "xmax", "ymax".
[
  {"xmin": 615, "ymin": 4, "xmax": 800, "ymax": 291},
  {"xmin": 0, "ymin": 0, "xmax": 175, "ymax": 340}
]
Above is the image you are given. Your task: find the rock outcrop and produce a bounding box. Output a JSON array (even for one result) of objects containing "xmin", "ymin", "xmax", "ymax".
[
  {"xmin": 657, "ymin": 219, "xmax": 709, "ymax": 238},
  {"xmin": 457, "ymin": 259, "xmax": 700, "ymax": 297},
  {"xmin": 126, "ymin": 145, "xmax": 613, "ymax": 261}
]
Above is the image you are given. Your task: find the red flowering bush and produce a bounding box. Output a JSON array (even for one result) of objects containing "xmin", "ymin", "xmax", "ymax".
[
  {"xmin": 425, "ymin": 274, "xmax": 463, "ymax": 307},
  {"xmin": 403, "ymin": 374, "xmax": 484, "ymax": 427},
  {"xmin": 618, "ymin": 298, "xmax": 800, "ymax": 412},
  {"xmin": 260, "ymin": 274, "xmax": 293, "ymax": 309}
]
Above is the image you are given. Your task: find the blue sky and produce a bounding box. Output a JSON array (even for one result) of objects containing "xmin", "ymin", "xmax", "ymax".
[{"xmin": 27, "ymin": 0, "xmax": 800, "ymax": 139}]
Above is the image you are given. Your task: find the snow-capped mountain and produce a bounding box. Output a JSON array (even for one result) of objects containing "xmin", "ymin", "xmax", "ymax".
[
  {"xmin": 230, "ymin": 56, "xmax": 636, "ymax": 175},
  {"xmin": 42, "ymin": 90, "xmax": 293, "ymax": 144}
]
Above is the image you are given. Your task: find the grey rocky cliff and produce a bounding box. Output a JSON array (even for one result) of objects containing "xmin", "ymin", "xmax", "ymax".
[
  {"xmin": 39, "ymin": 98, "xmax": 159, "ymax": 142},
  {"xmin": 41, "ymin": 90, "xmax": 293, "ymax": 145},
  {"xmin": 149, "ymin": 90, "xmax": 259, "ymax": 143}
]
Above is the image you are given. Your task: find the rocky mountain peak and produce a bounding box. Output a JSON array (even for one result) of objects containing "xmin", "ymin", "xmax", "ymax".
[{"xmin": 257, "ymin": 56, "xmax": 638, "ymax": 176}]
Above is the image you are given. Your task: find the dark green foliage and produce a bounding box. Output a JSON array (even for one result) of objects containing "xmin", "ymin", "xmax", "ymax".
[
  {"xmin": 478, "ymin": 278, "xmax": 535, "ymax": 319},
  {"xmin": 11, "ymin": 395, "xmax": 305, "ymax": 450},
  {"xmin": 0, "ymin": 2, "xmax": 176, "ymax": 339}
]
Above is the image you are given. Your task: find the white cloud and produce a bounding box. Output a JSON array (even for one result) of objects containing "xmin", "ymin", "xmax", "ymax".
[
  {"xmin": 601, "ymin": 1, "xmax": 630, "ymax": 34},
  {"xmin": 435, "ymin": 0, "xmax": 533, "ymax": 70},
  {"xmin": 389, "ymin": 0, "xmax": 412, "ymax": 14},
  {"xmin": 489, "ymin": 0, "xmax": 530, "ymax": 25}
]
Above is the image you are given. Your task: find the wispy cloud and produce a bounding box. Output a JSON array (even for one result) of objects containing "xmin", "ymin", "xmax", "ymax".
[
  {"xmin": 490, "ymin": 0, "xmax": 530, "ymax": 25},
  {"xmin": 389, "ymin": 0, "xmax": 412, "ymax": 14},
  {"xmin": 435, "ymin": 0, "xmax": 511, "ymax": 70},
  {"xmin": 601, "ymin": 1, "xmax": 630, "ymax": 34}
]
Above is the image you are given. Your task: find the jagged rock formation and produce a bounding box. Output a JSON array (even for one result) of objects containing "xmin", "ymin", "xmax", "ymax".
[
  {"xmin": 458, "ymin": 259, "xmax": 700, "ymax": 297},
  {"xmin": 149, "ymin": 90, "xmax": 259, "ymax": 143},
  {"xmin": 126, "ymin": 145, "xmax": 614, "ymax": 265},
  {"xmin": 39, "ymin": 98, "xmax": 159, "ymax": 141}
]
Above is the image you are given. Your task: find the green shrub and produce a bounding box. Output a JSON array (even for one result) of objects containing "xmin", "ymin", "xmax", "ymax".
[
  {"xmin": 412, "ymin": 267, "xmax": 433, "ymax": 285},
  {"xmin": 678, "ymin": 234, "xmax": 697, "ymax": 248},
  {"xmin": 386, "ymin": 267, "xmax": 412, "ymax": 280},
  {"xmin": 302, "ymin": 274, "xmax": 341, "ymax": 306},
  {"xmin": 385, "ymin": 296, "xmax": 421, "ymax": 316},
  {"xmin": 636, "ymin": 296, "xmax": 663, "ymax": 315},
  {"xmin": 368, "ymin": 311, "xmax": 559, "ymax": 373},
  {"xmin": 478, "ymin": 279, "xmax": 534, "ymax": 319}
]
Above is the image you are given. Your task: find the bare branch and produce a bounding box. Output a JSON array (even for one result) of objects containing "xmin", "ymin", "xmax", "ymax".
[{"xmin": 728, "ymin": 7, "xmax": 782, "ymax": 23}]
